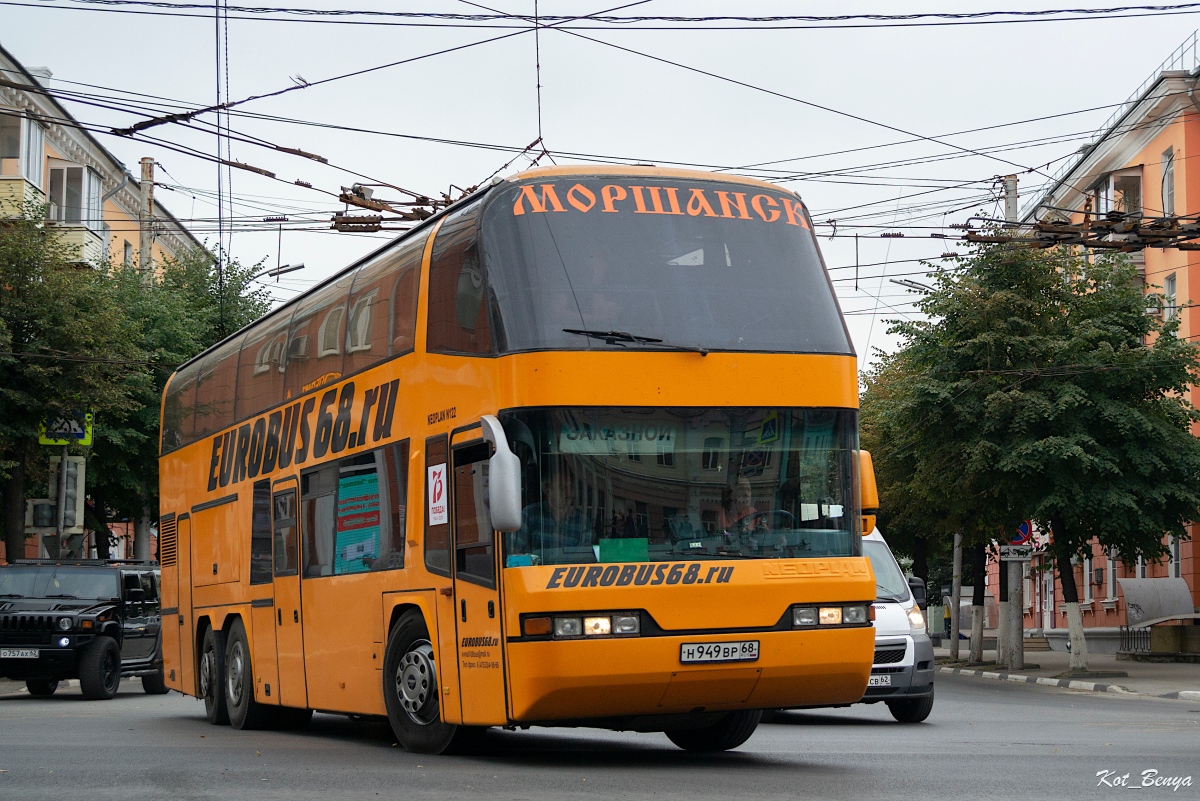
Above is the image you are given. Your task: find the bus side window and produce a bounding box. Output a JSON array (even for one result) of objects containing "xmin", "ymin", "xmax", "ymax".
[
  {"xmin": 250, "ymin": 479, "xmax": 272, "ymax": 585},
  {"xmin": 301, "ymin": 464, "xmax": 338, "ymax": 578},
  {"xmin": 162, "ymin": 361, "xmax": 199, "ymax": 453},
  {"xmin": 426, "ymin": 203, "xmax": 491, "ymax": 355},
  {"xmin": 282, "ymin": 275, "xmax": 352, "ymax": 401},
  {"xmin": 193, "ymin": 336, "xmax": 243, "ymax": 439},
  {"xmin": 343, "ymin": 232, "xmax": 429, "ymax": 375},
  {"xmin": 425, "ymin": 434, "xmax": 450, "ymax": 576},
  {"xmin": 273, "ymin": 489, "xmax": 299, "ymax": 577}
]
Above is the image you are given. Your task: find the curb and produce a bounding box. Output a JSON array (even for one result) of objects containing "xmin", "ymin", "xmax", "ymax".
[{"xmin": 940, "ymin": 666, "xmax": 1139, "ymax": 695}]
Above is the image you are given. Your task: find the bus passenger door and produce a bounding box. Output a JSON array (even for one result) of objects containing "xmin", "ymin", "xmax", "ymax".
[
  {"xmin": 451, "ymin": 440, "xmax": 508, "ymax": 725},
  {"xmin": 271, "ymin": 479, "xmax": 307, "ymax": 708}
]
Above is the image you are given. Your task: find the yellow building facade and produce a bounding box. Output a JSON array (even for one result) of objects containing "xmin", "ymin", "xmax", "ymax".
[
  {"xmin": 1, "ymin": 41, "xmax": 199, "ymax": 267},
  {"xmin": 1016, "ymin": 33, "xmax": 1199, "ymax": 650}
]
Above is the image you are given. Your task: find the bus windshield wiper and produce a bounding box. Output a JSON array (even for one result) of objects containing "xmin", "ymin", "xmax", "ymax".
[{"xmin": 562, "ymin": 329, "xmax": 708, "ymax": 356}]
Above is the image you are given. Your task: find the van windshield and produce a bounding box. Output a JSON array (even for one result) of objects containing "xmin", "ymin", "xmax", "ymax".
[{"xmin": 863, "ymin": 540, "xmax": 910, "ymax": 602}]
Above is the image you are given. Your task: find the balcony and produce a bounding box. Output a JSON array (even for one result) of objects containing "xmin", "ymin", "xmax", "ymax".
[
  {"xmin": 46, "ymin": 221, "xmax": 105, "ymax": 266},
  {"xmin": 0, "ymin": 175, "xmax": 47, "ymax": 218}
]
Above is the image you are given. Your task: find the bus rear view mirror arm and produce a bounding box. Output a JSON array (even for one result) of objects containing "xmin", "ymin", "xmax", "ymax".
[{"xmin": 481, "ymin": 414, "xmax": 523, "ymax": 532}]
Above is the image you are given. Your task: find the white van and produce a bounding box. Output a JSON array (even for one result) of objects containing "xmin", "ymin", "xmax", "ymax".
[{"xmin": 860, "ymin": 528, "xmax": 935, "ymax": 722}]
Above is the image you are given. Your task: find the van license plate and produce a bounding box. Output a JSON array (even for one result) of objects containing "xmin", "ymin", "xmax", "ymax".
[
  {"xmin": 680, "ymin": 641, "xmax": 759, "ymax": 664},
  {"xmin": 868, "ymin": 675, "xmax": 891, "ymax": 687},
  {"xmin": 0, "ymin": 648, "xmax": 38, "ymax": 659}
]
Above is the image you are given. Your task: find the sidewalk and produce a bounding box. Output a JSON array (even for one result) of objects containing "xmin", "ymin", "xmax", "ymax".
[{"xmin": 934, "ymin": 644, "xmax": 1200, "ymax": 700}]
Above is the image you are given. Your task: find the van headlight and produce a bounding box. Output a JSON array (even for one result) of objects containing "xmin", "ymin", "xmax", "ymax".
[{"xmin": 907, "ymin": 606, "xmax": 925, "ymax": 631}]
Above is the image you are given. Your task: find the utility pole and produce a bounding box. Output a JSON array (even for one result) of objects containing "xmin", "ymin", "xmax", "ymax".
[
  {"xmin": 138, "ymin": 157, "xmax": 155, "ymax": 281},
  {"xmin": 53, "ymin": 445, "xmax": 68, "ymax": 559},
  {"xmin": 950, "ymin": 531, "xmax": 963, "ymax": 660},
  {"xmin": 1002, "ymin": 174, "xmax": 1019, "ymax": 228}
]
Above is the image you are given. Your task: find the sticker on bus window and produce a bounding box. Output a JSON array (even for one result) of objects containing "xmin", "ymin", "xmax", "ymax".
[{"xmin": 428, "ymin": 463, "xmax": 448, "ymax": 525}]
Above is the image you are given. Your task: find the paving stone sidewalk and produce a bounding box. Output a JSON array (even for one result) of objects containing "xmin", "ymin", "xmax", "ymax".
[{"xmin": 934, "ymin": 645, "xmax": 1200, "ymax": 701}]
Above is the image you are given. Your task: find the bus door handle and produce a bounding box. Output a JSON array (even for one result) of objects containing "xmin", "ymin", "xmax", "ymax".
[
  {"xmin": 461, "ymin": 599, "xmax": 467, "ymax": 622},
  {"xmin": 277, "ymin": 609, "xmax": 282, "ymax": 626},
  {"xmin": 293, "ymin": 610, "xmax": 299, "ymax": 623}
]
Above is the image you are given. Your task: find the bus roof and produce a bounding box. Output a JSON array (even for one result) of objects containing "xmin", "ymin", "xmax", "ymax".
[{"xmin": 163, "ymin": 165, "xmax": 804, "ymax": 385}]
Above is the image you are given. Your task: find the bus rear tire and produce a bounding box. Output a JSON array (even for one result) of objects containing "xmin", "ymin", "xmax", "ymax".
[
  {"xmin": 225, "ymin": 618, "xmax": 271, "ymax": 730},
  {"xmin": 384, "ymin": 610, "xmax": 464, "ymax": 755},
  {"xmin": 665, "ymin": 710, "xmax": 762, "ymax": 752},
  {"xmin": 200, "ymin": 627, "xmax": 229, "ymax": 725}
]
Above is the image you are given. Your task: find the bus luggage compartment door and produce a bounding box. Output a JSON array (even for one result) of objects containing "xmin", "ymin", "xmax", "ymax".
[{"xmin": 451, "ymin": 441, "xmax": 508, "ymax": 726}]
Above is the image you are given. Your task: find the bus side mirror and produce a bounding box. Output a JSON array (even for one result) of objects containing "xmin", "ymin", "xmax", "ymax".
[
  {"xmin": 481, "ymin": 414, "xmax": 523, "ymax": 532},
  {"xmin": 859, "ymin": 450, "xmax": 879, "ymax": 535}
]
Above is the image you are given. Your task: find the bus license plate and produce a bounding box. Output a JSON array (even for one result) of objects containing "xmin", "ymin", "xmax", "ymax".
[
  {"xmin": 868, "ymin": 675, "xmax": 891, "ymax": 687},
  {"xmin": 680, "ymin": 641, "xmax": 759, "ymax": 664},
  {"xmin": 0, "ymin": 648, "xmax": 38, "ymax": 659}
]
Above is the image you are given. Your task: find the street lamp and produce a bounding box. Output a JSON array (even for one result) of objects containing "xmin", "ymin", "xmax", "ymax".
[{"xmin": 890, "ymin": 278, "xmax": 936, "ymax": 293}]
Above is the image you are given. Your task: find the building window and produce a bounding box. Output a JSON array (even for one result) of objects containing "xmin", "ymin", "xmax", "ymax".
[
  {"xmin": 1113, "ymin": 173, "xmax": 1141, "ymax": 216},
  {"xmin": 123, "ymin": 240, "xmax": 132, "ymax": 266},
  {"xmin": 656, "ymin": 437, "xmax": 675, "ymax": 467},
  {"xmin": 1137, "ymin": 554, "xmax": 1146, "ymax": 579},
  {"xmin": 1083, "ymin": 554, "xmax": 1094, "ymax": 603},
  {"xmin": 48, "ymin": 163, "xmax": 103, "ymax": 232},
  {"xmin": 1, "ymin": 113, "xmax": 44, "ymax": 188},
  {"xmin": 318, "ymin": 305, "xmax": 344, "ymax": 357},
  {"xmin": 1164, "ymin": 273, "xmax": 1177, "ymax": 320},
  {"xmin": 1169, "ymin": 535, "xmax": 1182, "ymax": 579},
  {"xmin": 1162, "ymin": 147, "xmax": 1175, "ymax": 217},
  {"xmin": 701, "ymin": 437, "xmax": 723, "ymax": 470},
  {"xmin": 346, "ymin": 291, "xmax": 376, "ymax": 352}
]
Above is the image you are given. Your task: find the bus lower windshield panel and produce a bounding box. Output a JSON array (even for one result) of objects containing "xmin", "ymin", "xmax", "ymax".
[{"xmin": 500, "ymin": 408, "xmax": 859, "ymax": 567}]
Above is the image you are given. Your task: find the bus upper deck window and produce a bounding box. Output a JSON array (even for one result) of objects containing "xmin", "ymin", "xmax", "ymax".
[{"xmin": 427, "ymin": 203, "xmax": 492, "ymax": 356}]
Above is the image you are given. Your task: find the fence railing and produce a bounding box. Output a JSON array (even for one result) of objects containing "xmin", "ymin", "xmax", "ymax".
[
  {"xmin": 1020, "ymin": 30, "xmax": 1200, "ymax": 220},
  {"xmin": 1119, "ymin": 625, "xmax": 1151, "ymax": 654}
]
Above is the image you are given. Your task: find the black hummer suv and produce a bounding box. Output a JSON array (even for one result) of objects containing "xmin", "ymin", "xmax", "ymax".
[{"xmin": 0, "ymin": 559, "xmax": 168, "ymax": 700}]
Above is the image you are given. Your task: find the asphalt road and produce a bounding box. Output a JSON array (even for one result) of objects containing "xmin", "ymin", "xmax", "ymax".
[{"xmin": 0, "ymin": 675, "xmax": 1196, "ymax": 801}]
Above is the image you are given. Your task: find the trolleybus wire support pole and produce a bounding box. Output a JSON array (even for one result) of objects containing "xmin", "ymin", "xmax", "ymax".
[{"xmin": 951, "ymin": 531, "xmax": 963, "ymax": 660}]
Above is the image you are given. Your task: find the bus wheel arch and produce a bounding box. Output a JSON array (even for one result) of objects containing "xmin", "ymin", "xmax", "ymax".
[{"xmin": 383, "ymin": 608, "xmax": 464, "ymax": 754}]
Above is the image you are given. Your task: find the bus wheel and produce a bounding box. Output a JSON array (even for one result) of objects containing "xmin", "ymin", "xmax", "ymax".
[
  {"xmin": 383, "ymin": 610, "xmax": 460, "ymax": 754},
  {"xmin": 225, "ymin": 619, "xmax": 270, "ymax": 730},
  {"xmin": 199, "ymin": 627, "xmax": 230, "ymax": 725},
  {"xmin": 665, "ymin": 710, "xmax": 762, "ymax": 752}
]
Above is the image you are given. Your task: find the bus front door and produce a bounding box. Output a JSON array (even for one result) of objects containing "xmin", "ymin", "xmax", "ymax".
[
  {"xmin": 271, "ymin": 480, "xmax": 307, "ymax": 708},
  {"xmin": 451, "ymin": 441, "xmax": 508, "ymax": 725}
]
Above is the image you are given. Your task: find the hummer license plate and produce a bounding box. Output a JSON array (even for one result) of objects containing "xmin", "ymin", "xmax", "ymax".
[{"xmin": 0, "ymin": 648, "xmax": 38, "ymax": 659}]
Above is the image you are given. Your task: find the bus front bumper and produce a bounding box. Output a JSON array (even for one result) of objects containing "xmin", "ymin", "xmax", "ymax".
[{"xmin": 505, "ymin": 626, "xmax": 873, "ymax": 723}]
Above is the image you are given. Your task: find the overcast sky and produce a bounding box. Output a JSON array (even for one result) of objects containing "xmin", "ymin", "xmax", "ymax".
[{"xmin": 4, "ymin": 1, "xmax": 1196, "ymax": 366}]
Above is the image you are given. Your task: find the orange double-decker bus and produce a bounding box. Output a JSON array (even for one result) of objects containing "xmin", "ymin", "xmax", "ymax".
[{"xmin": 157, "ymin": 166, "xmax": 878, "ymax": 753}]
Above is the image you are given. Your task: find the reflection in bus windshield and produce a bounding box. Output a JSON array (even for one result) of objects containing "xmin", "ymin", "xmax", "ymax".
[{"xmin": 501, "ymin": 407, "xmax": 859, "ymax": 566}]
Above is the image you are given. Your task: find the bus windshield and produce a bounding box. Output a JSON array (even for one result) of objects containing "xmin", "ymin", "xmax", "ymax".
[
  {"xmin": 500, "ymin": 407, "xmax": 859, "ymax": 567},
  {"xmin": 481, "ymin": 178, "xmax": 852, "ymax": 354}
]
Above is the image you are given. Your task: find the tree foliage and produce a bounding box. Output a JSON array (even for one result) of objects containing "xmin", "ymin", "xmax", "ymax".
[
  {"xmin": 862, "ymin": 242, "xmax": 1200, "ymax": 594},
  {"xmin": 0, "ymin": 211, "xmax": 269, "ymax": 560}
]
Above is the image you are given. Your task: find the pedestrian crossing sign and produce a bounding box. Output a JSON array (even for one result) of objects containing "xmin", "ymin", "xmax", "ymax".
[{"xmin": 39, "ymin": 412, "xmax": 93, "ymax": 447}]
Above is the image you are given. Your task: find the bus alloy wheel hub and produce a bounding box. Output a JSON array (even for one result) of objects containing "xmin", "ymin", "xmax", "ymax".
[{"xmin": 398, "ymin": 640, "xmax": 437, "ymax": 724}]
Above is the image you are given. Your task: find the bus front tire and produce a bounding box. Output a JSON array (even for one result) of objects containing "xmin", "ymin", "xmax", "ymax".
[
  {"xmin": 665, "ymin": 710, "xmax": 762, "ymax": 752},
  {"xmin": 383, "ymin": 610, "xmax": 466, "ymax": 755},
  {"xmin": 887, "ymin": 688, "xmax": 934, "ymax": 723},
  {"xmin": 225, "ymin": 618, "xmax": 271, "ymax": 730},
  {"xmin": 200, "ymin": 627, "xmax": 229, "ymax": 725}
]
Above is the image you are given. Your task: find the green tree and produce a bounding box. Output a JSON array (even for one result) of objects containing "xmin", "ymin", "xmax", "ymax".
[
  {"xmin": 86, "ymin": 248, "xmax": 270, "ymax": 558},
  {"xmin": 864, "ymin": 241, "xmax": 1200, "ymax": 671},
  {"xmin": 0, "ymin": 207, "xmax": 142, "ymax": 561}
]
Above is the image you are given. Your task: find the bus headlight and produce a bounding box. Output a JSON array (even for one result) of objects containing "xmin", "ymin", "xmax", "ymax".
[
  {"xmin": 819, "ymin": 607, "xmax": 843, "ymax": 625},
  {"xmin": 612, "ymin": 614, "xmax": 640, "ymax": 635},
  {"xmin": 843, "ymin": 605, "xmax": 869, "ymax": 625},
  {"xmin": 582, "ymin": 617, "xmax": 611, "ymax": 636},
  {"xmin": 553, "ymin": 617, "xmax": 582, "ymax": 638},
  {"xmin": 907, "ymin": 606, "xmax": 926, "ymax": 631},
  {"xmin": 792, "ymin": 607, "xmax": 818, "ymax": 627}
]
